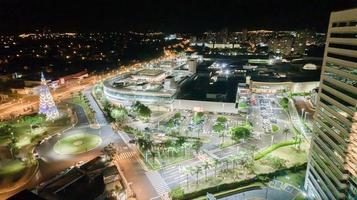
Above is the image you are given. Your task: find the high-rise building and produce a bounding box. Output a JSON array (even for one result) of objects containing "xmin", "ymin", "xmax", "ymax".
[{"xmin": 304, "ymin": 8, "xmax": 357, "ymax": 200}]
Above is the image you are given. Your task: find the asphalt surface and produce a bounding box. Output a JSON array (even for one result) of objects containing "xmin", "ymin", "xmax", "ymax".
[{"xmin": 34, "ymin": 88, "xmax": 158, "ymax": 200}]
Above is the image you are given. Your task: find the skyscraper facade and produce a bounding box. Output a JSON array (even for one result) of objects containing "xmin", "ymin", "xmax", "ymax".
[{"xmin": 304, "ymin": 8, "xmax": 357, "ymax": 200}]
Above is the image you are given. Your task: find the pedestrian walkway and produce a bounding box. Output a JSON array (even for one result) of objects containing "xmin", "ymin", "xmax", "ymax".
[
  {"xmin": 116, "ymin": 151, "xmax": 136, "ymax": 160},
  {"xmin": 146, "ymin": 171, "xmax": 171, "ymax": 200}
]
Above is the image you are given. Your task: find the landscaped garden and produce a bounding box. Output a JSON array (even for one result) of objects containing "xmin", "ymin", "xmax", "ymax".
[
  {"xmin": 53, "ymin": 133, "xmax": 102, "ymax": 155},
  {"xmin": 92, "ymin": 84, "xmax": 307, "ymax": 200},
  {"xmin": 170, "ymin": 141, "xmax": 308, "ymax": 199},
  {"xmin": 71, "ymin": 92, "xmax": 97, "ymax": 125},
  {"xmin": 0, "ymin": 104, "xmax": 74, "ymax": 191}
]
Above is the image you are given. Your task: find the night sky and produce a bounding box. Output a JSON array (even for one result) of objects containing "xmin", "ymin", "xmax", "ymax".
[{"xmin": 0, "ymin": 0, "xmax": 356, "ymax": 33}]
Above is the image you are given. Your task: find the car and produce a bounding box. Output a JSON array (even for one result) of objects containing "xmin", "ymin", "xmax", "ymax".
[{"xmin": 129, "ymin": 139, "xmax": 136, "ymax": 144}]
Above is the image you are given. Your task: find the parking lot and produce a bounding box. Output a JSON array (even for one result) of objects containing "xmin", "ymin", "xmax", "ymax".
[{"xmin": 250, "ymin": 93, "xmax": 289, "ymax": 135}]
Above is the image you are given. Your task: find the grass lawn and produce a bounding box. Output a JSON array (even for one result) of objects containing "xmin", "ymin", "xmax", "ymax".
[
  {"xmin": 254, "ymin": 143, "xmax": 307, "ymax": 175},
  {"xmin": 0, "ymin": 111, "xmax": 72, "ymax": 149},
  {"xmin": 54, "ymin": 133, "xmax": 102, "ymax": 155},
  {"xmin": 238, "ymin": 102, "xmax": 248, "ymax": 109},
  {"xmin": 71, "ymin": 95, "xmax": 96, "ymax": 124},
  {"xmin": 254, "ymin": 140, "xmax": 298, "ymax": 160},
  {"xmin": 276, "ymin": 169, "xmax": 306, "ymax": 188},
  {"xmin": 270, "ymin": 142, "xmax": 308, "ymax": 166},
  {"xmin": 271, "ymin": 124, "xmax": 279, "ymax": 133},
  {"xmin": 0, "ymin": 159, "xmax": 26, "ymax": 176}
]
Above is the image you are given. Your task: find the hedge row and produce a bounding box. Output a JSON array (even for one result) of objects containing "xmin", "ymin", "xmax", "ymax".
[
  {"xmin": 171, "ymin": 163, "xmax": 307, "ymax": 200},
  {"xmin": 254, "ymin": 140, "xmax": 298, "ymax": 160}
]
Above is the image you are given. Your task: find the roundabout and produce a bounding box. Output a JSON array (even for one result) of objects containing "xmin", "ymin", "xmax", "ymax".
[{"xmin": 53, "ymin": 133, "xmax": 102, "ymax": 155}]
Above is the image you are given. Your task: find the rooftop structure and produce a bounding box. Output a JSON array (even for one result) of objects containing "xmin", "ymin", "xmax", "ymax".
[
  {"xmin": 131, "ymin": 69, "xmax": 166, "ymax": 82},
  {"xmin": 103, "ymin": 63, "xmax": 192, "ymax": 106}
]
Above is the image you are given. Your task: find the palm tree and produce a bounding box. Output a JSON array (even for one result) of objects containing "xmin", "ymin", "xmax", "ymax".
[
  {"xmin": 192, "ymin": 139, "xmax": 203, "ymax": 154},
  {"xmin": 283, "ymin": 128, "xmax": 289, "ymax": 140},
  {"xmin": 251, "ymin": 145, "xmax": 258, "ymax": 157},
  {"xmin": 213, "ymin": 159, "xmax": 221, "ymax": 177},
  {"xmin": 138, "ymin": 135, "xmax": 153, "ymax": 162},
  {"xmin": 150, "ymin": 150, "xmax": 157, "ymax": 163},
  {"xmin": 193, "ymin": 166, "xmax": 202, "ymax": 186},
  {"xmin": 222, "ymin": 122, "xmax": 228, "ymax": 145},
  {"xmin": 294, "ymin": 135, "xmax": 302, "ymax": 151},
  {"xmin": 183, "ymin": 166, "xmax": 192, "ymax": 189},
  {"xmin": 203, "ymin": 161, "xmax": 211, "ymax": 181},
  {"xmin": 182, "ymin": 142, "xmax": 192, "ymax": 156},
  {"xmin": 229, "ymin": 155, "xmax": 237, "ymax": 170},
  {"xmin": 223, "ymin": 158, "xmax": 230, "ymax": 172},
  {"xmin": 8, "ymin": 132, "xmax": 18, "ymax": 159},
  {"xmin": 167, "ymin": 146, "xmax": 178, "ymax": 157}
]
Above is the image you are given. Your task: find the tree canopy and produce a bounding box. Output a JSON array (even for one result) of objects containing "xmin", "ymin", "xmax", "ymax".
[
  {"xmin": 193, "ymin": 112, "xmax": 204, "ymax": 124},
  {"xmin": 230, "ymin": 125, "xmax": 251, "ymax": 142},
  {"xmin": 132, "ymin": 101, "xmax": 151, "ymax": 119},
  {"xmin": 110, "ymin": 106, "xmax": 127, "ymax": 122}
]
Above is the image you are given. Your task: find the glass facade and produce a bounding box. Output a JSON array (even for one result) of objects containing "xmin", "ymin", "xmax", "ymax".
[{"xmin": 104, "ymin": 86, "xmax": 175, "ymax": 104}]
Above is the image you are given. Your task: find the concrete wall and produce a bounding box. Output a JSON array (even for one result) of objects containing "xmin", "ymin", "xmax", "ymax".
[{"xmin": 172, "ymin": 99, "xmax": 237, "ymax": 113}]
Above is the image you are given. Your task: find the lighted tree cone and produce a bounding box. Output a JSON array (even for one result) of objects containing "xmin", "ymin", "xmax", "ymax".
[{"xmin": 38, "ymin": 73, "xmax": 60, "ymax": 120}]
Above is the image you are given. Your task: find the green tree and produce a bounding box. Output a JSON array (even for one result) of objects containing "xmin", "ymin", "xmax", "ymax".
[
  {"xmin": 102, "ymin": 143, "xmax": 117, "ymax": 162},
  {"xmin": 213, "ymin": 122, "xmax": 226, "ymax": 145},
  {"xmin": 283, "ymin": 128, "xmax": 289, "ymax": 140},
  {"xmin": 193, "ymin": 166, "xmax": 202, "ymax": 186},
  {"xmin": 230, "ymin": 125, "xmax": 251, "ymax": 143},
  {"xmin": 175, "ymin": 136, "xmax": 186, "ymax": 147},
  {"xmin": 193, "ymin": 112, "xmax": 204, "ymax": 125},
  {"xmin": 174, "ymin": 112, "xmax": 181, "ymax": 120},
  {"xmin": 132, "ymin": 101, "xmax": 151, "ymax": 120},
  {"xmin": 138, "ymin": 105, "xmax": 151, "ymax": 119},
  {"xmin": 137, "ymin": 135, "xmax": 153, "ymax": 162},
  {"xmin": 110, "ymin": 107, "xmax": 127, "ymax": 122},
  {"xmin": 212, "ymin": 122, "xmax": 224, "ymax": 133},
  {"xmin": 268, "ymin": 156, "xmax": 287, "ymax": 169},
  {"xmin": 203, "ymin": 161, "xmax": 211, "ymax": 181},
  {"xmin": 213, "ymin": 159, "xmax": 221, "ymax": 177},
  {"xmin": 216, "ymin": 116, "xmax": 227, "ymax": 124},
  {"xmin": 166, "ymin": 119, "xmax": 175, "ymax": 130},
  {"xmin": 192, "ymin": 140, "xmax": 203, "ymax": 154},
  {"xmin": 0, "ymin": 124, "xmax": 14, "ymax": 139},
  {"xmin": 150, "ymin": 150, "xmax": 157, "ymax": 163},
  {"xmin": 183, "ymin": 166, "xmax": 192, "ymax": 189},
  {"xmin": 167, "ymin": 146, "xmax": 179, "ymax": 157},
  {"xmin": 279, "ymin": 97, "xmax": 289, "ymax": 110},
  {"xmin": 169, "ymin": 187, "xmax": 185, "ymax": 199},
  {"xmin": 223, "ymin": 158, "xmax": 230, "ymax": 171},
  {"xmin": 182, "ymin": 142, "xmax": 192, "ymax": 156}
]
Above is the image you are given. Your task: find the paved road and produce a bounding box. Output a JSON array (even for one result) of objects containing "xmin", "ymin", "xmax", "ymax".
[{"xmin": 33, "ymin": 87, "xmax": 158, "ymax": 200}]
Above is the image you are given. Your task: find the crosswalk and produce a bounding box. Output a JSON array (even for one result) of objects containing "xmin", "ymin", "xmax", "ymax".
[
  {"xmin": 115, "ymin": 151, "xmax": 136, "ymax": 160},
  {"xmin": 146, "ymin": 171, "xmax": 171, "ymax": 200}
]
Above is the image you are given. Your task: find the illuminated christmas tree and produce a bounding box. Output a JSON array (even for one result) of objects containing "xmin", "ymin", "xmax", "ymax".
[{"xmin": 38, "ymin": 73, "xmax": 59, "ymax": 120}]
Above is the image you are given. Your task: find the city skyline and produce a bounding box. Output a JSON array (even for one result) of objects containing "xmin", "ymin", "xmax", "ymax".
[
  {"xmin": 0, "ymin": 0, "xmax": 356, "ymax": 33},
  {"xmin": 0, "ymin": 3, "xmax": 356, "ymax": 200}
]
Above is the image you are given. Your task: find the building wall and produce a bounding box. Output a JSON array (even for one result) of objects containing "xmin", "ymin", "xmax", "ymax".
[
  {"xmin": 304, "ymin": 8, "xmax": 357, "ymax": 200},
  {"xmin": 172, "ymin": 99, "xmax": 237, "ymax": 114}
]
